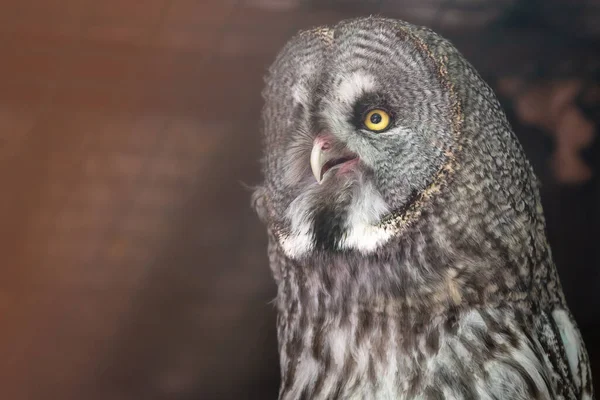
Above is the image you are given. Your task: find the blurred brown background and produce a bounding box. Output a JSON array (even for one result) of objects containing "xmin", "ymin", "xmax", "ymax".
[{"xmin": 0, "ymin": 0, "xmax": 598, "ymax": 399}]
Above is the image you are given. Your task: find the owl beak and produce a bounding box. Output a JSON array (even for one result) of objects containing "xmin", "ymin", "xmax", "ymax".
[
  {"xmin": 310, "ymin": 136, "xmax": 358, "ymax": 184},
  {"xmin": 310, "ymin": 137, "xmax": 329, "ymax": 184}
]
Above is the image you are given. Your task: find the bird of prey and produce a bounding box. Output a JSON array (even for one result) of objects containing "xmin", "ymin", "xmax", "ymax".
[{"xmin": 252, "ymin": 17, "xmax": 594, "ymax": 400}]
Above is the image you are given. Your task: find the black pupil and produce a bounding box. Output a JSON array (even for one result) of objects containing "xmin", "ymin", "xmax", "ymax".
[{"xmin": 370, "ymin": 113, "xmax": 382, "ymax": 124}]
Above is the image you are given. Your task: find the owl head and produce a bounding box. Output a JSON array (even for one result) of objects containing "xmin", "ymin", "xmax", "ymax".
[{"xmin": 253, "ymin": 17, "xmax": 536, "ymax": 262}]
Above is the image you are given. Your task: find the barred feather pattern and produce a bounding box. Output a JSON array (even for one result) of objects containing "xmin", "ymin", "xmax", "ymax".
[{"xmin": 253, "ymin": 17, "xmax": 594, "ymax": 399}]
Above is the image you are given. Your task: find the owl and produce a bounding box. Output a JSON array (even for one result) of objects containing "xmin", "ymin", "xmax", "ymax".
[{"xmin": 252, "ymin": 17, "xmax": 594, "ymax": 399}]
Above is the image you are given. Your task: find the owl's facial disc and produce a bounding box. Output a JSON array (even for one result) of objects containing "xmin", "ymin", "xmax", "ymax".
[
  {"xmin": 310, "ymin": 134, "xmax": 359, "ymax": 184},
  {"xmin": 260, "ymin": 23, "xmax": 458, "ymax": 261}
]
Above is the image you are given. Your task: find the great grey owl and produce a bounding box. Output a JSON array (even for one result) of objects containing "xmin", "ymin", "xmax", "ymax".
[{"xmin": 252, "ymin": 17, "xmax": 594, "ymax": 399}]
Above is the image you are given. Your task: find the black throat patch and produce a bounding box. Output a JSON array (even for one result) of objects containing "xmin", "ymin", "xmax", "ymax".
[{"xmin": 312, "ymin": 205, "xmax": 347, "ymax": 251}]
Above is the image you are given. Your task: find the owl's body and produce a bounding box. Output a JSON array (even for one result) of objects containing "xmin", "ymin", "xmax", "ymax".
[{"xmin": 253, "ymin": 18, "xmax": 594, "ymax": 399}]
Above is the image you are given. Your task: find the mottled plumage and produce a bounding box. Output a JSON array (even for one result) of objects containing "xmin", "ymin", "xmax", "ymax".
[{"xmin": 252, "ymin": 17, "xmax": 594, "ymax": 399}]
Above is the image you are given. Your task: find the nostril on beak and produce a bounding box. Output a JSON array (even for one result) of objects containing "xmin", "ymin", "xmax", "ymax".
[{"xmin": 314, "ymin": 135, "xmax": 331, "ymax": 151}]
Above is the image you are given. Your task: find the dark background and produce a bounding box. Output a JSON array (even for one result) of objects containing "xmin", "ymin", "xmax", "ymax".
[{"xmin": 0, "ymin": 0, "xmax": 598, "ymax": 399}]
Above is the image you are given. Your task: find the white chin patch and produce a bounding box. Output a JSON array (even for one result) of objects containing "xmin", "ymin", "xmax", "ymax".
[
  {"xmin": 278, "ymin": 181, "xmax": 392, "ymax": 259},
  {"xmin": 338, "ymin": 180, "xmax": 392, "ymax": 252}
]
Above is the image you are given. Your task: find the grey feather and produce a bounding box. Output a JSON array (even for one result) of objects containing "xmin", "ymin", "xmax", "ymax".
[{"xmin": 253, "ymin": 17, "xmax": 594, "ymax": 400}]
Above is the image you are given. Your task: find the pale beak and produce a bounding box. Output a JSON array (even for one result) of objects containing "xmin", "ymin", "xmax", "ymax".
[
  {"xmin": 310, "ymin": 138, "xmax": 328, "ymax": 184},
  {"xmin": 310, "ymin": 136, "xmax": 358, "ymax": 184}
]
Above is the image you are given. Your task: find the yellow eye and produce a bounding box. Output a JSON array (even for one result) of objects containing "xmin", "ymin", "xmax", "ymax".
[{"xmin": 364, "ymin": 109, "xmax": 391, "ymax": 132}]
